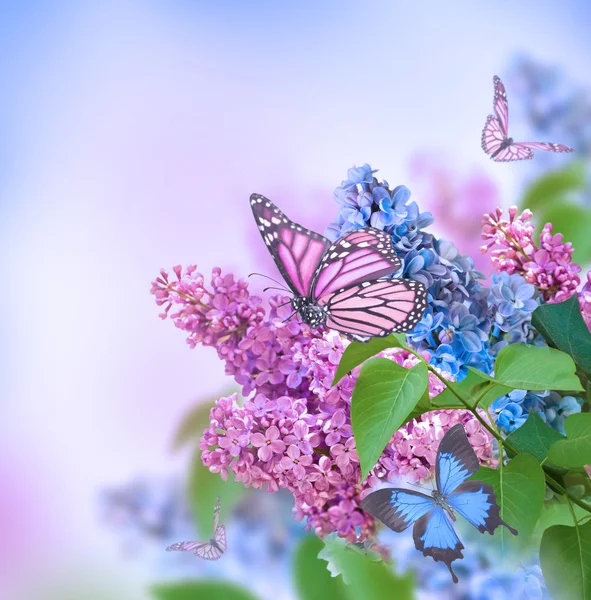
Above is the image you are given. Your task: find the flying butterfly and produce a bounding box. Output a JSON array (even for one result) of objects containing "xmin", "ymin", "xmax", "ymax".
[
  {"xmin": 481, "ymin": 75, "xmax": 574, "ymax": 162},
  {"xmin": 361, "ymin": 424, "xmax": 517, "ymax": 583},
  {"xmin": 166, "ymin": 497, "xmax": 226, "ymax": 560},
  {"xmin": 250, "ymin": 194, "xmax": 428, "ymax": 342}
]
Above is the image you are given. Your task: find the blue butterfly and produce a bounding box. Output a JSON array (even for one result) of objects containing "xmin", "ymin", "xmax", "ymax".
[{"xmin": 361, "ymin": 423, "xmax": 517, "ymax": 582}]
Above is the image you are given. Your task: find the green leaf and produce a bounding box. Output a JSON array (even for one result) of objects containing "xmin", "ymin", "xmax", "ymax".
[
  {"xmin": 539, "ymin": 201, "xmax": 591, "ymax": 265},
  {"xmin": 520, "ymin": 160, "xmax": 587, "ymax": 213},
  {"xmin": 188, "ymin": 448, "xmax": 246, "ymax": 538},
  {"xmin": 506, "ymin": 412, "xmax": 564, "ymax": 463},
  {"xmin": 151, "ymin": 581, "xmax": 259, "ymax": 600},
  {"xmin": 430, "ymin": 367, "xmax": 512, "ymax": 411},
  {"xmin": 332, "ymin": 334, "xmax": 408, "ymax": 386},
  {"xmin": 474, "ymin": 454, "xmax": 546, "ymax": 553},
  {"xmin": 318, "ymin": 534, "xmax": 415, "ymax": 600},
  {"xmin": 532, "ymin": 294, "xmax": 591, "ymax": 380},
  {"xmin": 540, "ymin": 519, "xmax": 591, "ymax": 600},
  {"xmin": 494, "ymin": 344, "xmax": 583, "ymax": 392},
  {"xmin": 548, "ymin": 414, "xmax": 591, "ymax": 468},
  {"xmin": 352, "ymin": 358, "xmax": 429, "ymax": 481},
  {"xmin": 293, "ymin": 535, "xmax": 348, "ymax": 600},
  {"xmin": 536, "ymin": 501, "xmax": 589, "ymax": 533},
  {"xmin": 170, "ymin": 400, "xmax": 215, "ymax": 452}
]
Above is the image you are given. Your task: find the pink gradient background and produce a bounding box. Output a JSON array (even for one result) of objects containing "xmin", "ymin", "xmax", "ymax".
[{"xmin": 2, "ymin": 2, "xmax": 590, "ymax": 598}]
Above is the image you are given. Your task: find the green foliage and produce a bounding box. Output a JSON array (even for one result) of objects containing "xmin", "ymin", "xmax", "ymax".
[
  {"xmin": 548, "ymin": 414, "xmax": 591, "ymax": 468},
  {"xmin": 520, "ymin": 161, "xmax": 587, "ymax": 214},
  {"xmin": 332, "ymin": 334, "xmax": 407, "ymax": 385},
  {"xmin": 351, "ymin": 358, "xmax": 429, "ymax": 481},
  {"xmin": 475, "ymin": 454, "xmax": 546, "ymax": 552},
  {"xmin": 540, "ymin": 519, "xmax": 591, "ymax": 600},
  {"xmin": 188, "ymin": 447, "xmax": 246, "ymax": 538},
  {"xmin": 318, "ymin": 534, "xmax": 415, "ymax": 600},
  {"xmin": 542, "ymin": 202, "xmax": 591, "ymax": 266},
  {"xmin": 532, "ymin": 295, "xmax": 591, "ymax": 380},
  {"xmin": 494, "ymin": 344, "xmax": 583, "ymax": 392},
  {"xmin": 293, "ymin": 536, "xmax": 348, "ymax": 600},
  {"xmin": 151, "ymin": 581, "xmax": 259, "ymax": 600},
  {"xmin": 505, "ymin": 412, "xmax": 564, "ymax": 463},
  {"xmin": 430, "ymin": 367, "xmax": 511, "ymax": 410}
]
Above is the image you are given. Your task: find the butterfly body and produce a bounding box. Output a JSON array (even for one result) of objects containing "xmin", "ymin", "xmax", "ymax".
[
  {"xmin": 361, "ymin": 424, "xmax": 517, "ymax": 582},
  {"xmin": 481, "ymin": 75, "xmax": 573, "ymax": 162},
  {"xmin": 290, "ymin": 296, "xmax": 329, "ymax": 328},
  {"xmin": 250, "ymin": 194, "xmax": 428, "ymax": 342}
]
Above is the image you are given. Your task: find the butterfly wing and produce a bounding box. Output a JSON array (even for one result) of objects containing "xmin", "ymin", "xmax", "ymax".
[
  {"xmin": 321, "ymin": 278, "xmax": 428, "ymax": 342},
  {"xmin": 436, "ymin": 424, "xmax": 480, "ymax": 496},
  {"xmin": 215, "ymin": 524, "xmax": 227, "ymax": 553},
  {"xmin": 166, "ymin": 540, "xmax": 206, "ymax": 552},
  {"xmin": 481, "ymin": 115, "xmax": 507, "ymax": 157},
  {"xmin": 492, "ymin": 75, "xmax": 509, "ymax": 134},
  {"xmin": 516, "ymin": 141, "xmax": 574, "ymax": 153},
  {"xmin": 413, "ymin": 505, "xmax": 464, "ymax": 584},
  {"xmin": 448, "ymin": 480, "xmax": 518, "ymax": 536},
  {"xmin": 311, "ymin": 228, "xmax": 402, "ymax": 300},
  {"xmin": 212, "ymin": 496, "xmax": 221, "ymax": 534},
  {"xmin": 250, "ymin": 194, "xmax": 331, "ymax": 297},
  {"xmin": 195, "ymin": 541, "xmax": 224, "ymax": 560},
  {"xmin": 360, "ymin": 488, "xmax": 435, "ymax": 532},
  {"xmin": 492, "ymin": 143, "xmax": 534, "ymax": 162}
]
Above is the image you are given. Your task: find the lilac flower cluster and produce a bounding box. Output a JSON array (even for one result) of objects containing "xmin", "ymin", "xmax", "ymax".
[
  {"xmin": 325, "ymin": 164, "xmax": 495, "ymax": 379},
  {"xmin": 481, "ymin": 206, "xmax": 581, "ymax": 304},
  {"xmin": 196, "ymin": 320, "xmax": 496, "ymax": 543}
]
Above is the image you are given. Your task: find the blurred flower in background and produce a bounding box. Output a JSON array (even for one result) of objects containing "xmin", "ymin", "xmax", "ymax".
[{"xmin": 409, "ymin": 154, "xmax": 500, "ymax": 274}]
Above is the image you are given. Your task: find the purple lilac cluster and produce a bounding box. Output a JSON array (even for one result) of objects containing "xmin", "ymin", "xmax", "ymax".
[
  {"xmin": 481, "ymin": 206, "xmax": 581, "ymax": 303},
  {"xmin": 151, "ymin": 267, "xmax": 496, "ymax": 543},
  {"xmin": 197, "ymin": 317, "xmax": 496, "ymax": 543}
]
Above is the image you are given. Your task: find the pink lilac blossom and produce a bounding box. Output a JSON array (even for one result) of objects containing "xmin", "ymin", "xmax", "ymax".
[
  {"xmin": 580, "ymin": 271, "xmax": 591, "ymax": 329},
  {"xmin": 154, "ymin": 266, "xmax": 496, "ymax": 544},
  {"xmin": 481, "ymin": 206, "xmax": 582, "ymax": 304}
]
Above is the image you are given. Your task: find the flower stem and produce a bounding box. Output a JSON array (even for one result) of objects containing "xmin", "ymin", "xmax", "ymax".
[{"xmin": 421, "ymin": 357, "xmax": 591, "ymax": 515}]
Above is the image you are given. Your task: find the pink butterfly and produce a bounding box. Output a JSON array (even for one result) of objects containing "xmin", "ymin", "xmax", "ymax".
[
  {"xmin": 481, "ymin": 75, "xmax": 574, "ymax": 162},
  {"xmin": 251, "ymin": 194, "xmax": 428, "ymax": 342},
  {"xmin": 166, "ymin": 497, "xmax": 226, "ymax": 560}
]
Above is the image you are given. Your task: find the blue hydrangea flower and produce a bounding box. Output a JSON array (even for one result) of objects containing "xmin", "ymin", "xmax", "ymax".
[
  {"xmin": 429, "ymin": 344, "xmax": 461, "ymax": 378},
  {"xmin": 441, "ymin": 303, "xmax": 489, "ymax": 353},
  {"xmin": 408, "ymin": 310, "xmax": 444, "ymax": 346},
  {"xmin": 545, "ymin": 394, "xmax": 582, "ymax": 433}
]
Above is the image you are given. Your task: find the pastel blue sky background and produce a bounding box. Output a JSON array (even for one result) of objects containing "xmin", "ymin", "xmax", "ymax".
[{"xmin": 1, "ymin": 1, "xmax": 590, "ymax": 598}]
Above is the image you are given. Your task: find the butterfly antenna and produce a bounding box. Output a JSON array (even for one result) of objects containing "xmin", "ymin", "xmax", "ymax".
[
  {"xmin": 282, "ymin": 310, "xmax": 298, "ymax": 323},
  {"xmin": 248, "ymin": 272, "xmax": 286, "ymax": 288},
  {"xmin": 263, "ymin": 286, "xmax": 292, "ymax": 294}
]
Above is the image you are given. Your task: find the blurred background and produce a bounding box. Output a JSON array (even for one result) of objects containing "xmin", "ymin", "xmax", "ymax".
[{"xmin": 2, "ymin": 1, "xmax": 591, "ymax": 598}]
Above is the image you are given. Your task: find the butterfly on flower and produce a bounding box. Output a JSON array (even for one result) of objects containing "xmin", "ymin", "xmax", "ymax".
[
  {"xmin": 481, "ymin": 75, "xmax": 574, "ymax": 161},
  {"xmin": 250, "ymin": 194, "xmax": 428, "ymax": 342},
  {"xmin": 361, "ymin": 424, "xmax": 517, "ymax": 583},
  {"xmin": 165, "ymin": 497, "xmax": 226, "ymax": 560}
]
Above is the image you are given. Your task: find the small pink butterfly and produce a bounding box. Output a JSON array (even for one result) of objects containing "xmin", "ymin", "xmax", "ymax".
[
  {"xmin": 166, "ymin": 497, "xmax": 226, "ymax": 560},
  {"xmin": 481, "ymin": 75, "xmax": 574, "ymax": 162}
]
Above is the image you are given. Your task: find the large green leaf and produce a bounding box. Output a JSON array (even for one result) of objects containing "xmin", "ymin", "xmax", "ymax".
[
  {"xmin": 430, "ymin": 367, "xmax": 512, "ymax": 411},
  {"xmin": 520, "ymin": 161, "xmax": 587, "ymax": 213},
  {"xmin": 188, "ymin": 448, "xmax": 246, "ymax": 538},
  {"xmin": 318, "ymin": 534, "xmax": 415, "ymax": 600},
  {"xmin": 351, "ymin": 358, "xmax": 429, "ymax": 481},
  {"xmin": 532, "ymin": 295, "xmax": 591, "ymax": 379},
  {"xmin": 494, "ymin": 344, "xmax": 583, "ymax": 392},
  {"xmin": 151, "ymin": 581, "xmax": 259, "ymax": 600},
  {"xmin": 548, "ymin": 414, "xmax": 591, "ymax": 468},
  {"xmin": 293, "ymin": 536, "xmax": 348, "ymax": 600},
  {"xmin": 540, "ymin": 520, "xmax": 591, "ymax": 600},
  {"xmin": 539, "ymin": 201, "xmax": 591, "ymax": 266},
  {"xmin": 505, "ymin": 412, "xmax": 564, "ymax": 463},
  {"xmin": 333, "ymin": 334, "xmax": 408, "ymax": 385},
  {"xmin": 474, "ymin": 454, "xmax": 545, "ymax": 553}
]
